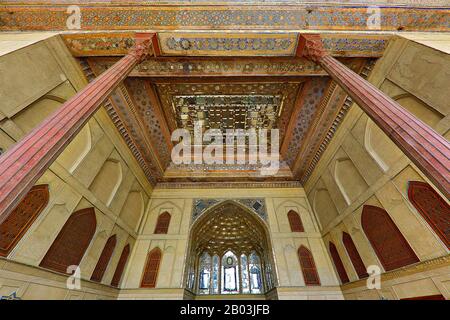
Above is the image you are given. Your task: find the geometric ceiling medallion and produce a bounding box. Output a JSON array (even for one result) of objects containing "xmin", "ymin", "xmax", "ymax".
[{"xmin": 159, "ymin": 33, "xmax": 298, "ymax": 56}]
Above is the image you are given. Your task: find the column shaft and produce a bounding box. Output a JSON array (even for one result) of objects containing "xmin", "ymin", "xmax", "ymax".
[{"xmin": 299, "ymin": 35, "xmax": 450, "ymax": 199}]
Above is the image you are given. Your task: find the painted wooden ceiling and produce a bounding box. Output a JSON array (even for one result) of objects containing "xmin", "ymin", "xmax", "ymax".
[
  {"xmin": 5, "ymin": 1, "xmax": 445, "ymax": 186},
  {"xmin": 1, "ymin": 1, "xmax": 449, "ymax": 32}
]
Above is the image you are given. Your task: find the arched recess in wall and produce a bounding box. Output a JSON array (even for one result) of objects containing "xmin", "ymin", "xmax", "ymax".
[
  {"xmin": 154, "ymin": 212, "xmax": 171, "ymax": 234},
  {"xmin": 313, "ymin": 188, "xmax": 339, "ymax": 228},
  {"xmin": 57, "ymin": 123, "xmax": 92, "ymax": 173},
  {"xmin": 329, "ymin": 241, "xmax": 349, "ymax": 284},
  {"xmin": 334, "ymin": 157, "xmax": 368, "ymax": 205},
  {"xmin": 0, "ymin": 185, "xmax": 49, "ymax": 257},
  {"xmin": 297, "ymin": 246, "xmax": 321, "ymax": 286},
  {"xmin": 287, "ymin": 210, "xmax": 304, "ymax": 232},
  {"xmin": 364, "ymin": 118, "xmax": 403, "ymax": 172},
  {"xmin": 394, "ymin": 93, "xmax": 444, "ymax": 128},
  {"xmin": 91, "ymin": 234, "xmax": 117, "ymax": 282},
  {"xmin": 342, "ymin": 232, "xmax": 369, "ymax": 279},
  {"xmin": 119, "ymin": 191, "xmax": 144, "ymax": 231},
  {"xmin": 408, "ymin": 181, "xmax": 450, "ymax": 249},
  {"xmin": 141, "ymin": 247, "xmax": 162, "ymax": 288},
  {"xmin": 361, "ymin": 205, "xmax": 419, "ymax": 271},
  {"xmin": 89, "ymin": 159, "xmax": 122, "ymax": 207},
  {"xmin": 40, "ymin": 208, "xmax": 97, "ymax": 274},
  {"xmin": 12, "ymin": 95, "xmax": 65, "ymax": 133},
  {"xmin": 111, "ymin": 244, "xmax": 131, "ymax": 287}
]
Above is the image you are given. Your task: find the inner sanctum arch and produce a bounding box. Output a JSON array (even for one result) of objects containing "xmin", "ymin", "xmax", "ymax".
[{"xmin": 185, "ymin": 201, "xmax": 276, "ymax": 296}]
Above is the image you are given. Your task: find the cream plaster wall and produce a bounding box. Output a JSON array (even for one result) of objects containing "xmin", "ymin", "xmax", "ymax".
[
  {"xmin": 0, "ymin": 34, "xmax": 152, "ymax": 298},
  {"xmin": 304, "ymin": 36, "xmax": 450, "ymax": 299}
]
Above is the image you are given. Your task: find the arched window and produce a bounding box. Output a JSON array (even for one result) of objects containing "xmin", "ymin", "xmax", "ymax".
[
  {"xmin": 212, "ymin": 254, "xmax": 220, "ymax": 294},
  {"xmin": 198, "ymin": 252, "xmax": 212, "ymax": 294},
  {"xmin": 248, "ymin": 252, "xmax": 263, "ymax": 294},
  {"xmin": 287, "ymin": 210, "xmax": 304, "ymax": 232},
  {"xmin": 40, "ymin": 208, "xmax": 97, "ymax": 274},
  {"xmin": 408, "ymin": 181, "xmax": 450, "ymax": 249},
  {"xmin": 362, "ymin": 205, "xmax": 419, "ymax": 271},
  {"xmin": 240, "ymin": 254, "xmax": 250, "ymax": 294},
  {"xmin": 91, "ymin": 234, "xmax": 117, "ymax": 282},
  {"xmin": 342, "ymin": 232, "xmax": 368, "ymax": 279},
  {"xmin": 0, "ymin": 185, "xmax": 49, "ymax": 257},
  {"xmin": 141, "ymin": 247, "xmax": 162, "ymax": 288},
  {"xmin": 297, "ymin": 246, "xmax": 320, "ymax": 286},
  {"xmin": 329, "ymin": 242, "xmax": 349, "ymax": 284},
  {"xmin": 221, "ymin": 251, "xmax": 239, "ymax": 294},
  {"xmin": 111, "ymin": 244, "xmax": 130, "ymax": 287},
  {"xmin": 154, "ymin": 212, "xmax": 171, "ymax": 234}
]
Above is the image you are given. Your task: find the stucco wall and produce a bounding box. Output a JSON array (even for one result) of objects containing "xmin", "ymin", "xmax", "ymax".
[{"xmin": 304, "ymin": 36, "xmax": 450, "ymax": 300}]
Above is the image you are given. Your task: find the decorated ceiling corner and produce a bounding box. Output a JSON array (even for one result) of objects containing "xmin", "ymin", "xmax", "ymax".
[
  {"xmin": 81, "ymin": 53, "xmax": 377, "ymax": 186},
  {"xmin": 1, "ymin": 3, "xmax": 449, "ymax": 31},
  {"xmin": 63, "ymin": 32, "xmax": 391, "ymax": 58}
]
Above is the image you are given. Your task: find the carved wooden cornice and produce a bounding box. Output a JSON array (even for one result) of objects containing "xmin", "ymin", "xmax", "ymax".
[
  {"xmin": 155, "ymin": 181, "xmax": 303, "ymax": 189},
  {"xmin": 1, "ymin": 4, "xmax": 448, "ymax": 32}
]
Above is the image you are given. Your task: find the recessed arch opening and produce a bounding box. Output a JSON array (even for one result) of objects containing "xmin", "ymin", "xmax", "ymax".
[{"xmin": 184, "ymin": 200, "xmax": 276, "ymax": 296}]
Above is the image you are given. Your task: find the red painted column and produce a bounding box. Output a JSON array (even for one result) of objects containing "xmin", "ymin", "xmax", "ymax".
[
  {"xmin": 0, "ymin": 34, "xmax": 153, "ymax": 224},
  {"xmin": 298, "ymin": 35, "xmax": 450, "ymax": 199}
]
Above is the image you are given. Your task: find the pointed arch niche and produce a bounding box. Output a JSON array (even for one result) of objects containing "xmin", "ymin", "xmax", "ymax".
[
  {"xmin": 328, "ymin": 241, "xmax": 349, "ymax": 284},
  {"xmin": 287, "ymin": 210, "xmax": 304, "ymax": 232},
  {"xmin": 154, "ymin": 211, "xmax": 171, "ymax": 234},
  {"xmin": 0, "ymin": 184, "xmax": 49, "ymax": 257},
  {"xmin": 185, "ymin": 200, "xmax": 276, "ymax": 295},
  {"xmin": 334, "ymin": 157, "xmax": 368, "ymax": 205},
  {"xmin": 342, "ymin": 232, "xmax": 368, "ymax": 279},
  {"xmin": 40, "ymin": 208, "xmax": 97, "ymax": 274},
  {"xmin": 91, "ymin": 234, "xmax": 116, "ymax": 282},
  {"xmin": 57, "ymin": 123, "xmax": 92, "ymax": 173},
  {"xmin": 313, "ymin": 187, "xmax": 339, "ymax": 229},
  {"xmin": 141, "ymin": 247, "xmax": 162, "ymax": 288},
  {"xmin": 111, "ymin": 244, "xmax": 130, "ymax": 287},
  {"xmin": 297, "ymin": 245, "xmax": 321, "ymax": 286},
  {"xmin": 361, "ymin": 205, "xmax": 419, "ymax": 271},
  {"xmin": 89, "ymin": 159, "xmax": 122, "ymax": 207},
  {"xmin": 395, "ymin": 94, "xmax": 444, "ymax": 128},
  {"xmin": 119, "ymin": 190, "xmax": 144, "ymax": 231},
  {"xmin": 408, "ymin": 181, "xmax": 450, "ymax": 249},
  {"xmin": 364, "ymin": 118, "xmax": 402, "ymax": 172}
]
